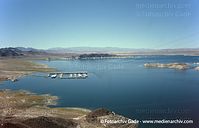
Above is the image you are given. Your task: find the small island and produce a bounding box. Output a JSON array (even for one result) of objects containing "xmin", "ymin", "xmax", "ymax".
[{"xmin": 144, "ymin": 63, "xmax": 189, "ymax": 70}]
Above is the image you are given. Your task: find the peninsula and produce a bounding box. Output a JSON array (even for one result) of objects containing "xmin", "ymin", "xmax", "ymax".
[
  {"xmin": 0, "ymin": 89, "xmax": 138, "ymax": 128},
  {"xmin": 0, "ymin": 59, "xmax": 55, "ymax": 82}
]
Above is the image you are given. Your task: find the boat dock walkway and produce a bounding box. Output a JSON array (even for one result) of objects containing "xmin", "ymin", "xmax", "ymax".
[{"xmin": 48, "ymin": 71, "xmax": 88, "ymax": 79}]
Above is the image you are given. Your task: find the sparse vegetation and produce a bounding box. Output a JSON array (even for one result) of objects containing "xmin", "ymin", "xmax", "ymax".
[
  {"xmin": 144, "ymin": 63, "xmax": 189, "ymax": 70},
  {"xmin": 0, "ymin": 90, "xmax": 137, "ymax": 128},
  {"xmin": 0, "ymin": 59, "xmax": 55, "ymax": 82}
]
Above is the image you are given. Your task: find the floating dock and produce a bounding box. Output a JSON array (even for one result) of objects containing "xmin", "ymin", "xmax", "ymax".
[{"xmin": 48, "ymin": 71, "xmax": 88, "ymax": 79}]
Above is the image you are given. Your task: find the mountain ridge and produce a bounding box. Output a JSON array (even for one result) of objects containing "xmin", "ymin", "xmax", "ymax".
[{"xmin": 1, "ymin": 47, "xmax": 199, "ymax": 57}]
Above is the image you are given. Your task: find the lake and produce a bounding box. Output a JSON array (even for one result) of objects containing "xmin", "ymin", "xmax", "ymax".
[{"xmin": 1, "ymin": 55, "xmax": 199, "ymax": 128}]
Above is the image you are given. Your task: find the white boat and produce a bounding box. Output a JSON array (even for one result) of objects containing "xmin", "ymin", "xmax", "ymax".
[
  {"xmin": 69, "ymin": 74, "xmax": 73, "ymax": 78},
  {"xmin": 82, "ymin": 73, "xmax": 88, "ymax": 77},
  {"xmin": 73, "ymin": 74, "xmax": 77, "ymax": 77},
  {"xmin": 59, "ymin": 74, "xmax": 63, "ymax": 78},
  {"xmin": 51, "ymin": 74, "xmax": 57, "ymax": 78},
  {"xmin": 77, "ymin": 73, "xmax": 82, "ymax": 77}
]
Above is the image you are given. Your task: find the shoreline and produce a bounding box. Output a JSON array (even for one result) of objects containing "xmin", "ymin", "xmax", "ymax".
[
  {"xmin": 0, "ymin": 59, "xmax": 56, "ymax": 82},
  {"xmin": 0, "ymin": 58, "xmax": 138, "ymax": 128},
  {"xmin": 0, "ymin": 89, "xmax": 137, "ymax": 128}
]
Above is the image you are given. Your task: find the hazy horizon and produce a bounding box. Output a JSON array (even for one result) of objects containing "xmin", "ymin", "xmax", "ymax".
[
  {"xmin": 0, "ymin": 0, "xmax": 199, "ymax": 49},
  {"xmin": 1, "ymin": 46, "xmax": 199, "ymax": 50}
]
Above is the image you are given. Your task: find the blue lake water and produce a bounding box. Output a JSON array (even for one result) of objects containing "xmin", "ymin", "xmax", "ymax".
[{"xmin": 1, "ymin": 55, "xmax": 199, "ymax": 128}]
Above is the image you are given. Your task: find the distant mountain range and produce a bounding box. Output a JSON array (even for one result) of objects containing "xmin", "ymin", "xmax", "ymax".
[
  {"xmin": 33, "ymin": 47, "xmax": 199, "ymax": 56},
  {"xmin": 0, "ymin": 47, "xmax": 199, "ymax": 57},
  {"xmin": 46, "ymin": 47, "xmax": 155, "ymax": 53},
  {"xmin": 0, "ymin": 47, "xmax": 47, "ymax": 57},
  {"xmin": 0, "ymin": 47, "xmax": 24, "ymax": 57},
  {"xmin": 16, "ymin": 47, "xmax": 43, "ymax": 52}
]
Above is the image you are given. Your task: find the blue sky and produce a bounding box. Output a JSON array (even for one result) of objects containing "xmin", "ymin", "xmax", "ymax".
[{"xmin": 0, "ymin": 0, "xmax": 198, "ymax": 49}]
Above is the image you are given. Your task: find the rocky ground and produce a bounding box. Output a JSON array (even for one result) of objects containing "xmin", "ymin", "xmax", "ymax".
[
  {"xmin": 144, "ymin": 63, "xmax": 199, "ymax": 71},
  {"xmin": 144, "ymin": 63, "xmax": 189, "ymax": 70},
  {"xmin": 0, "ymin": 90, "xmax": 138, "ymax": 128},
  {"xmin": 0, "ymin": 59, "xmax": 55, "ymax": 82}
]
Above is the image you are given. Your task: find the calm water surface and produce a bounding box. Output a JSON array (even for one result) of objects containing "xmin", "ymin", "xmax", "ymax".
[{"xmin": 1, "ymin": 55, "xmax": 199, "ymax": 127}]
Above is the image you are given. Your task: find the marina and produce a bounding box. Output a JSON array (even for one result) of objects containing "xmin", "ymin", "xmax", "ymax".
[{"xmin": 48, "ymin": 71, "xmax": 88, "ymax": 79}]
